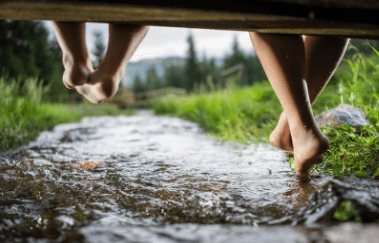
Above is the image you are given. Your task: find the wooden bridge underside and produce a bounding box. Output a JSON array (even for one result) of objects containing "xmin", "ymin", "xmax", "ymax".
[{"xmin": 2, "ymin": 0, "xmax": 379, "ymax": 39}]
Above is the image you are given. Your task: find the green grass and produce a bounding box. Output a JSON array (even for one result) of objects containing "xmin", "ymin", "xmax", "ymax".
[
  {"xmin": 153, "ymin": 48, "xmax": 379, "ymax": 178},
  {"xmin": 0, "ymin": 75, "xmax": 135, "ymax": 152},
  {"xmin": 154, "ymin": 81, "xmax": 282, "ymax": 144},
  {"xmin": 333, "ymin": 201, "xmax": 362, "ymax": 222}
]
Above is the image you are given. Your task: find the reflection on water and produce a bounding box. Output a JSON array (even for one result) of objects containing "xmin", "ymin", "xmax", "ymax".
[{"xmin": 1, "ymin": 111, "xmax": 378, "ymax": 242}]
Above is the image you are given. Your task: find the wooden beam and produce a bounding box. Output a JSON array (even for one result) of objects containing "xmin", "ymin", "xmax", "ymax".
[{"xmin": 1, "ymin": 0, "xmax": 379, "ymax": 39}]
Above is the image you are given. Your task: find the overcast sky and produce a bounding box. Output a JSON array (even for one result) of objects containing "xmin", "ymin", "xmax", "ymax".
[{"xmin": 43, "ymin": 21, "xmax": 256, "ymax": 62}]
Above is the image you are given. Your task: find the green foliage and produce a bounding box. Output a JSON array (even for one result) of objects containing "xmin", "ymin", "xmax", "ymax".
[
  {"xmin": 374, "ymin": 167, "xmax": 379, "ymax": 178},
  {"xmin": 346, "ymin": 39, "xmax": 379, "ymax": 57},
  {"xmin": 0, "ymin": 75, "xmax": 134, "ymax": 152},
  {"xmin": 184, "ymin": 32, "xmax": 202, "ymax": 91},
  {"xmin": 311, "ymin": 125, "xmax": 379, "ymax": 177},
  {"xmin": 164, "ymin": 64, "xmax": 185, "ymax": 89},
  {"xmin": 333, "ymin": 201, "xmax": 362, "ymax": 222},
  {"xmin": 154, "ymin": 42, "xmax": 379, "ymax": 178},
  {"xmin": 146, "ymin": 65, "xmax": 163, "ymax": 90},
  {"xmin": 132, "ymin": 73, "xmax": 146, "ymax": 94},
  {"xmin": 154, "ymin": 81, "xmax": 281, "ymax": 144},
  {"xmin": 0, "ymin": 75, "xmax": 54, "ymax": 151},
  {"xmin": 354, "ymin": 171, "xmax": 369, "ymax": 178},
  {"xmin": 0, "ymin": 20, "xmax": 71, "ymax": 103},
  {"xmin": 223, "ymin": 35, "xmax": 266, "ymax": 86},
  {"xmin": 0, "ymin": 20, "xmax": 55, "ymax": 87}
]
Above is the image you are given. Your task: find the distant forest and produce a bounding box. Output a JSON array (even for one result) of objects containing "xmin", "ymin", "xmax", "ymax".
[{"xmin": 2, "ymin": 19, "xmax": 379, "ymax": 101}]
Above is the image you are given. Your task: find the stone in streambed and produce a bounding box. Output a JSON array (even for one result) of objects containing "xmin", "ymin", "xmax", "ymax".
[{"xmin": 315, "ymin": 103, "xmax": 372, "ymax": 133}]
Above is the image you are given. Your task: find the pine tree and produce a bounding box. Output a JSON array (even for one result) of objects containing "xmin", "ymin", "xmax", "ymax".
[
  {"xmin": 223, "ymin": 35, "xmax": 246, "ymax": 70},
  {"xmin": 164, "ymin": 64, "xmax": 184, "ymax": 89},
  {"xmin": 0, "ymin": 20, "xmax": 55, "ymax": 86},
  {"xmin": 145, "ymin": 65, "xmax": 162, "ymax": 90},
  {"xmin": 208, "ymin": 58, "xmax": 222, "ymax": 89},
  {"xmin": 223, "ymin": 35, "xmax": 267, "ymax": 86},
  {"xmin": 184, "ymin": 32, "xmax": 202, "ymax": 92},
  {"xmin": 132, "ymin": 73, "xmax": 146, "ymax": 94}
]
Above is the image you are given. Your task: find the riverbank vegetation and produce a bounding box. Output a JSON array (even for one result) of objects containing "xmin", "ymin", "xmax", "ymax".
[
  {"xmin": 0, "ymin": 19, "xmax": 135, "ymax": 152},
  {"xmin": 154, "ymin": 45, "xmax": 379, "ymax": 178},
  {"xmin": 0, "ymin": 75, "xmax": 134, "ymax": 152}
]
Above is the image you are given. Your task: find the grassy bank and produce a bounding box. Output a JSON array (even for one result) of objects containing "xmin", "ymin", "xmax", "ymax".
[
  {"xmin": 153, "ymin": 50, "xmax": 379, "ymax": 178},
  {"xmin": 0, "ymin": 76, "xmax": 134, "ymax": 152}
]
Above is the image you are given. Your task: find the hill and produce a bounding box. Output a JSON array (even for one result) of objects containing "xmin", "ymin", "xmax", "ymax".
[{"xmin": 121, "ymin": 56, "xmax": 223, "ymax": 88}]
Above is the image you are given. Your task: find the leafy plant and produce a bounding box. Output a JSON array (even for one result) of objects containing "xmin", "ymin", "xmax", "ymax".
[
  {"xmin": 154, "ymin": 80, "xmax": 281, "ymax": 144},
  {"xmin": 309, "ymin": 125, "xmax": 379, "ymax": 177},
  {"xmin": 333, "ymin": 201, "xmax": 362, "ymax": 222},
  {"xmin": 154, "ymin": 43, "xmax": 379, "ymax": 177},
  {"xmin": 0, "ymin": 74, "xmax": 134, "ymax": 152}
]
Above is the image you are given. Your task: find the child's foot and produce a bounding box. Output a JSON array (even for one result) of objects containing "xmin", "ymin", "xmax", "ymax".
[
  {"xmin": 75, "ymin": 67, "xmax": 123, "ymax": 104},
  {"xmin": 75, "ymin": 83, "xmax": 104, "ymax": 104},
  {"xmin": 269, "ymin": 112, "xmax": 293, "ymax": 153},
  {"xmin": 291, "ymin": 124, "xmax": 330, "ymax": 175},
  {"xmin": 62, "ymin": 55, "xmax": 93, "ymax": 89}
]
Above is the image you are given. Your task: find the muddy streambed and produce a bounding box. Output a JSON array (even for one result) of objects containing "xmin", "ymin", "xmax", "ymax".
[{"xmin": 1, "ymin": 110, "xmax": 379, "ymax": 242}]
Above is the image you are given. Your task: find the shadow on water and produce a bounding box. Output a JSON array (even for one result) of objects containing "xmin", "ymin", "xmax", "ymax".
[{"xmin": 0, "ymin": 111, "xmax": 378, "ymax": 242}]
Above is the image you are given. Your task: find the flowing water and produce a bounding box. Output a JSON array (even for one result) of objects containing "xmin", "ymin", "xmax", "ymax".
[{"xmin": 1, "ymin": 111, "xmax": 379, "ymax": 242}]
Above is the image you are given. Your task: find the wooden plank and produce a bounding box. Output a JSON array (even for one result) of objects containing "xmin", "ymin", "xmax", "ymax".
[{"xmin": 1, "ymin": 0, "xmax": 379, "ymax": 39}]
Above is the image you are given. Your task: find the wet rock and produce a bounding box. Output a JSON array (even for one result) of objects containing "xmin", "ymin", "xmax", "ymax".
[
  {"xmin": 53, "ymin": 215, "xmax": 76, "ymax": 229},
  {"xmin": 273, "ymin": 180, "xmax": 379, "ymax": 226},
  {"xmin": 64, "ymin": 224, "xmax": 309, "ymax": 243},
  {"xmin": 33, "ymin": 159, "xmax": 53, "ymax": 166},
  {"xmin": 324, "ymin": 223, "xmax": 379, "ymax": 243},
  {"xmin": 59, "ymin": 128, "xmax": 95, "ymax": 143},
  {"xmin": 0, "ymin": 157, "xmax": 11, "ymax": 167},
  {"xmin": 26, "ymin": 150, "xmax": 41, "ymax": 158},
  {"xmin": 315, "ymin": 103, "xmax": 372, "ymax": 133}
]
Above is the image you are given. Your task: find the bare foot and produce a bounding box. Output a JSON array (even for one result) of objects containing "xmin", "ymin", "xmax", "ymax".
[
  {"xmin": 75, "ymin": 83, "xmax": 104, "ymax": 104},
  {"xmin": 62, "ymin": 54, "xmax": 93, "ymax": 89},
  {"xmin": 270, "ymin": 112, "xmax": 328, "ymax": 175},
  {"xmin": 291, "ymin": 125, "xmax": 330, "ymax": 175},
  {"xmin": 76, "ymin": 68, "xmax": 123, "ymax": 104},
  {"xmin": 269, "ymin": 112, "xmax": 293, "ymax": 152}
]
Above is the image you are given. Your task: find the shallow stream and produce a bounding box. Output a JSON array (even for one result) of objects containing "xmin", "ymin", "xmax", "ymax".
[{"xmin": 1, "ymin": 111, "xmax": 379, "ymax": 242}]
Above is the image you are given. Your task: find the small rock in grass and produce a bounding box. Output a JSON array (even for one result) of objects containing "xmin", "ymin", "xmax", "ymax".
[{"xmin": 315, "ymin": 103, "xmax": 372, "ymax": 133}]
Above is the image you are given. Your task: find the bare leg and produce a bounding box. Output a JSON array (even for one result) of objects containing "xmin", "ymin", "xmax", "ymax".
[
  {"xmin": 76, "ymin": 24, "xmax": 149, "ymax": 104},
  {"xmin": 269, "ymin": 36, "xmax": 350, "ymax": 152},
  {"xmin": 249, "ymin": 33, "xmax": 330, "ymax": 175},
  {"xmin": 51, "ymin": 22, "xmax": 93, "ymax": 89}
]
